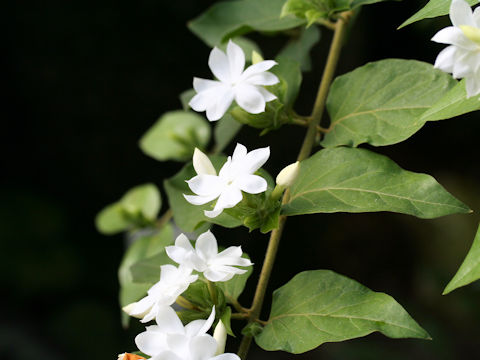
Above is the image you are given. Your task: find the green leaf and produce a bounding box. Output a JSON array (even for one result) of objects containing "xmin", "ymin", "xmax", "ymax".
[
  {"xmin": 255, "ymin": 270, "xmax": 430, "ymax": 353},
  {"xmin": 217, "ymin": 254, "xmax": 253, "ymax": 303},
  {"xmin": 119, "ymin": 225, "xmax": 174, "ymax": 326},
  {"xmin": 444, "ymin": 223, "xmax": 480, "ymax": 294},
  {"xmin": 321, "ymin": 59, "xmax": 457, "ymax": 148},
  {"xmin": 188, "ymin": 0, "xmax": 305, "ymax": 47},
  {"xmin": 399, "ymin": 0, "xmax": 478, "ymax": 29},
  {"xmin": 95, "ymin": 184, "xmax": 161, "ymax": 235},
  {"xmin": 130, "ymin": 248, "xmax": 176, "ymax": 284},
  {"xmin": 164, "ymin": 157, "xmax": 244, "ymax": 233},
  {"xmin": 283, "ymin": 147, "xmax": 470, "ymax": 218},
  {"xmin": 273, "ymin": 56, "xmax": 302, "ymax": 109},
  {"xmin": 419, "ymin": 79, "xmax": 480, "ymax": 122},
  {"xmin": 139, "ymin": 110, "xmax": 211, "ymax": 162},
  {"xmin": 213, "ymin": 114, "xmax": 243, "ymax": 153},
  {"xmin": 278, "ymin": 25, "xmax": 321, "ymax": 71},
  {"xmin": 221, "ymin": 306, "xmax": 235, "ymax": 337}
]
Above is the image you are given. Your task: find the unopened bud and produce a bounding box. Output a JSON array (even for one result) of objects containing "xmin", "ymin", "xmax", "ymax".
[
  {"xmin": 213, "ymin": 320, "xmax": 227, "ymax": 355},
  {"xmin": 118, "ymin": 353, "xmax": 145, "ymax": 360},
  {"xmin": 193, "ymin": 148, "xmax": 217, "ymax": 175},
  {"xmin": 276, "ymin": 161, "xmax": 300, "ymax": 187},
  {"xmin": 459, "ymin": 25, "xmax": 480, "ymax": 44},
  {"xmin": 251, "ymin": 51, "xmax": 264, "ymax": 64}
]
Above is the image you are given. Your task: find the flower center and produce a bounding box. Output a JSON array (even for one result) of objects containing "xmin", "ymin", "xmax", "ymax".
[{"xmin": 460, "ymin": 25, "xmax": 480, "ymax": 45}]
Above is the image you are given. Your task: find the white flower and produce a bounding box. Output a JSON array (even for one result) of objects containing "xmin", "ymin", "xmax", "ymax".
[
  {"xmin": 124, "ymin": 265, "xmax": 198, "ymax": 323},
  {"xmin": 136, "ymin": 307, "xmax": 240, "ymax": 360},
  {"xmin": 166, "ymin": 230, "xmax": 253, "ymax": 282},
  {"xmin": 276, "ymin": 161, "xmax": 300, "ymax": 187},
  {"xmin": 183, "ymin": 144, "xmax": 270, "ymax": 218},
  {"xmin": 432, "ymin": 0, "xmax": 480, "ymax": 97},
  {"xmin": 189, "ymin": 40, "xmax": 279, "ymax": 121}
]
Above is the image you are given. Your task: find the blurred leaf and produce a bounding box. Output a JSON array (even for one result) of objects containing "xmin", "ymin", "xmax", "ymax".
[
  {"xmin": 217, "ymin": 254, "xmax": 253, "ymax": 303},
  {"xmin": 278, "ymin": 25, "xmax": 321, "ymax": 71},
  {"xmin": 214, "ymin": 114, "xmax": 243, "ymax": 153},
  {"xmin": 164, "ymin": 156, "xmax": 243, "ymax": 233},
  {"xmin": 95, "ymin": 184, "xmax": 161, "ymax": 235},
  {"xmin": 255, "ymin": 270, "xmax": 430, "ymax": 353},
  {"xmin": 130, "ymin": 247, "xmax": 176, "ymax": 284},
  {"xmin": 119, "ymin": 225, "xmax": 174, "ymax": 326},
  {"xmin": 273, "ymin": 56, "xmax": 302, "ymax": 109},
  {"xmin": 182, "ymin": 280, "xmax": 226, "ymax": 312},
  {"xmin": 444, "ymin": 223, "xmax": 480, "ymax": 294},
  {"xmin": 140, "ymin": 110, "xmax": 211, "ymax": 162},
  {"xmin": 321, "ymin": 59, "xmax": 456, "ymax": 148},
  {"xmin": 283, "ymin": 147, "xmax": 470, "ymax": 218},
  {"xmin": 420, "ymin": 79, "xmax": 480, "ymax": 121},
  {"xmin": 188, "ymin": 0, "xmax": 305, "ymax": 47},
  {"xmin": 399, "ymin": 0, "xmax": 477, "ymax": 29}
]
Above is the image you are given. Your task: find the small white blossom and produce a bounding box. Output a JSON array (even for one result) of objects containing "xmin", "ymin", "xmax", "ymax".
[
  {"xmin": 184, "ymin": 144, "xmax": 270, "ymax": 218},
  {"xmin": 166, "ymin": 230, "xmax": 253, "ymax": 282},
  {"xmin": 124, "ymin": 265, "xmax": 198, "ymax": 323},
  {"xmin": 432, "ymin": 0, "xmax": 480, "ymax": 97},
  {"xmin": 189, "ymin": 40, "xmax": 279, "ymax": 121},
  {"xmin": 136, "ymin": 307, "xmax": 239, "ymax": 360}
]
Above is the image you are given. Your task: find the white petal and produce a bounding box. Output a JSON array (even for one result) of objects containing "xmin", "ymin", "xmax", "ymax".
[
  {"xmin": 196, "ymin": 230, "xmax": 218, "ymax": 260},
  {"xmin": 209, "ymin": 47, "xmax": 231, "ymax": 83},
  {"xmin": 213, "ymin": 186, "xmax": 243, "ymax": 212},
  {"xmin": 189, "ymin": 335, "xmax": 217, "ymax": 360},
  {"xmin": 189, "ymin": 85, "xmax": 223, "ymax": 112},
  {"xmin": 184, "ymin": 194, "xmax": 219, "ymax": 206},
  {"xmin": 431, "ymin": 26, "xmax": 476, "ymax": 49},
  {"xmin": 165, "ymin": 334, "xmax": 190, "ymax": 358},
  {"xmin": 149, "ymin": 351, "xmax": 183, "ymax": 360},
  {"xmin": 434, "ymin": 45, "xmax": 457, "ymax": 73},
  {"xmin": 165, "ymin": 234, "xmax": 194, "ymax": 264},
  {"xmin": 193, "ymin": 77, "xmax": 222, "ymax": 92},
  {"xmin": 452, "ymin": 50, "xmax": 477, "ymax": 77},
  {"xmin": 240, "ymin": 60, "xmax": 278, "ymax": 80},
  {"xmin": 235, "ymin": 174, "xmax": 267, "ymax": 194},
  {"xmin": 187, "ymin": 175, "xmax": 224, "ymax": 196},
  {"xmin": 473, "ymin": 6, "xmax": 480, "ymax": 26},
  {"xmin": 244, "ymin": 72, "xmax": 279, "ymax": 86},
  {"xmin": 185, "ymin": 306, "xmax": 216, "ymax": 337},
  {"xmin": 234, "ymin": 84, "xmax": 266, "ymax": 114},
  {"xmin": 232, "ymin": 143, "xmax": 247, "ymax": 162},
  {"xmin": 193, "ymin": 148, "xmax": 217, "ymax": 176},
  {"xmin": 216, "ymin": 247, "xmax": 252, "ymax": 267},
  {"xmin": 226, "ymin": 40, "xmax": 245, "ymax": 81},
  {"xmin": 450, "ymin": 0, "xmax": 475, "ymax": 27},
  {"xmin": 218, "ymin": 157, "xmax": 233, "ymax": 179},
  {"xmin": 135, "ymin": 330, "xmax": 167, "ymax": 357},
  {"xmin": 465, "ymin": 75, "xmax": 480, "ymax": 97},
  {"xmin": 154, "ymin": 306, "xmax": 185, "ymax": 334},
  {"xmin": 199, "ymin": 306, "xmax": 216, "ymax": 335},
  {"xmin": 204, "ymin": 268, "xmax": 235, "ymax": 282},
  {"xmin": 240, "ymin": 147, "xmax": 270, "ymax": 174},
  {"xmin": 204, "ymin": 208, "xmax": 224, "ymax": 218},
  {"xmin": 257, "ymin": 86, "xmax": 277, "ymax": 102},
  {"xmin": 159, "ymin": 264, "xmax": 180, "ymax": 283},
  {"xmin": 176, "ymin": 233, "xmax": 194, "ymax": 251},
  {"xmin": 211, "ymin": 354, "xmax": 241, "ymax": 360},
  {"xmin": 206, "ymin": 88, "xmax": 235, "ymax": 121},
  {"xmin": 130, "ymin": 295, "xmax": 155, "ymax": 316}
]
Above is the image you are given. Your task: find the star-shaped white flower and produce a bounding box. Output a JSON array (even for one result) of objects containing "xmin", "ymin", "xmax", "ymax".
[
  {"xmin": 136, "ymin": 307, "xmax": 239, "ymax": 360},
  {"xmin": 124, "ymin": 265, "xmax": 198, "ymax": 323},
  {"xmin": 166, "ymin": 231, "xmax": 253, "ymax": 282},
  {"xmin": 432, "ymin": 0, "xmax": 480, "ymax": 97},
  {"xmin": 189, "ymin": 40, "xmax": 279, "ymax": 121},
  {"xmin": 184, "ymin": 144, "xmax": 270, "ymax": 218}
]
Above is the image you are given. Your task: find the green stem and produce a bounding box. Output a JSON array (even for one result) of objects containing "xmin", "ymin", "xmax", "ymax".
[
  {"xmin": 207, "ymin": 280, "xmax": 218, "ymax": 305},
  {"xmin": 236, "ymin": 12, "xmax": 352, "ymax": 360}
]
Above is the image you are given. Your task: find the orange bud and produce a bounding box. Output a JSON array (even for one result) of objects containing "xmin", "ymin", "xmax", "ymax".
[{"xmin": 118, "ymin": 353, "xmax": 146, "ymax": 360}]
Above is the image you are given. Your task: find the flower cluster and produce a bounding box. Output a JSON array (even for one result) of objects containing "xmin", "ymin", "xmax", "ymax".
[{"xmin": 432, "ymin": 0, "xmax": 480, "ymax": 97}]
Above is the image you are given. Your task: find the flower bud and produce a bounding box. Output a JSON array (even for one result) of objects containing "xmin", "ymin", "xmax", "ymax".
[
  {"xmin": 213, "ymin": 320, "xmax": 227, "ymax": 355},
  {"xmin": 251, "ymin": 50, "xmax": 264, "ymax": 64},
  {"xmin": 459, "ymin": 25, "xmax": 480, "ymax": 45},
  {"xmin": 193, "ymin": 148, "xmax": 217, "ymax": 175},
  {"xmin": 276, "ymin": 161, "xmax": 300, "ymax": 187},
  {"xmin": 118, "ymin": 353, "xmax": 145, "ymax": 360}
]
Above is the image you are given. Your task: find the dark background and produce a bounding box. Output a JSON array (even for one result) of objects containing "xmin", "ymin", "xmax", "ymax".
[{"xmin": 3, "ymin": 1, "xmax": 480, "ymax": 359}]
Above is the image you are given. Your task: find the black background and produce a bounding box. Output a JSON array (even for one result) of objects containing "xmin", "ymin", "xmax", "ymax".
[{"xmin": 3, "ymin": 1, "xmax": 480, "ymax": 359}]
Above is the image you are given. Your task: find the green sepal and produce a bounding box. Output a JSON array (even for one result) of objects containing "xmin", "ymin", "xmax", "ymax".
[{"xmin": 221, "ymin": 306, "xmax": 235, "ymax": 337}]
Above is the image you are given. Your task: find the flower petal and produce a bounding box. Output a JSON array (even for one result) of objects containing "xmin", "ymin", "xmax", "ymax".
[
  {"xmin": 257, "ymin": 87, "xmax": 277, "ymax": 102},
  {"xmin": 204, "ymin": 208, "xmax": 223, "ymax": 218},
  {"xmin": 234, "ymin": 84, "xmax": 266, "ymax": 114},
  {"xmin": 213, "ymin": 186, "xmax": 243, "ymax": 212},
  {"xmin": 244, "ymin": 72, "xmax": 279, "ymax": 86},
  {"xmin": 209, "ymin": 47, "xmax": 231, "ymax": 83},
  {"xmin": 240, "ymin": 147, "xmax": 270, "ymax": 174},
  {"xmin": 193, "ymin": 148, "xmax": 217, "ymax": 176},
  {"xmin": 206, "ymin": 87, "xmax": 235, "ymax": 121},
  {"xmin": 195, "ymin": 230, "xmax": 218, "ymax": 260},
  {"xmin": 165, "ymin": 234, "xmax": 194, "ymax": 264},
  {"xmin": 189, "ymin": 335, "xmax": 217, "ymax": 360},
  {"xmin": 184, "ymin": 194, "xmax": 219, "ymax": 206},
  {"xmin": 450, "ymin": 0, "xmax": 475, "ymax": 27},
  {"xmin": 211, "ymin": 353, "xmax": 241, "ymax": 360},
  {"xmin": 474, "ymin": 6, "xmax": 480, "ymax": 26},
  {"xmin": 149, "ymin": 351, "xmax": 183, "ymax": 360},
  {"xmin": 232, "ymin": 143, "xmax": 247, "ymax": 162},
  {"xmin": 154, "ymin": 306, "xmax": 185, "ymax": 334},
  {"xmin": 226, "ymin": 40, "xmax": 245, "ymax": 81},
  {"xmin": 187, "ymin": 175, "xmax": 224, "ymax": 196},
  {"xmin": 235, "ymin": 174, "xmax": 267, "ymax": 194},
  {"xmin": 135, "ymin": 330, "xmax": 168, "ymax": 357},
  {"xmin": 434, "ymin": 45, "xmax": 457, "ymax": 72},
  {"xmin": 240, "ymin": 60, "xmax": 278, "ymax": 80},
  {"xmin": 466, "ymin": 74, "xmax": 480, "ymax": 97},
  {"xmin": 193, "ymin": 77, "xmax": 222, "ymax": 92},
  {"xmin": 431, "ymin": 26, "xmax": 476, "ymax": 49}
]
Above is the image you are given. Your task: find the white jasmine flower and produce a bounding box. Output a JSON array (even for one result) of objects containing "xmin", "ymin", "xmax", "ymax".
[
  {"xmin": 189, "ymin": 40, "xmax": 279, "ymax": 121},
  {"xmin": 124, "ymin": 265, "xmax": 198, "ymax": 323},
  {"xmin": 183, "ymin": 144, "xmax": 270, "ymax": 218},
  {"xmin": 136, "ymin": 307, "xmax": 240, "ymax": 360},
  {"xmin": 166, "ymin": 230, "xmax": 253, "ymax": 282},
  {"xmin": 432, "ymin": 0, "xmax": 480, "ymax": 97}
]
